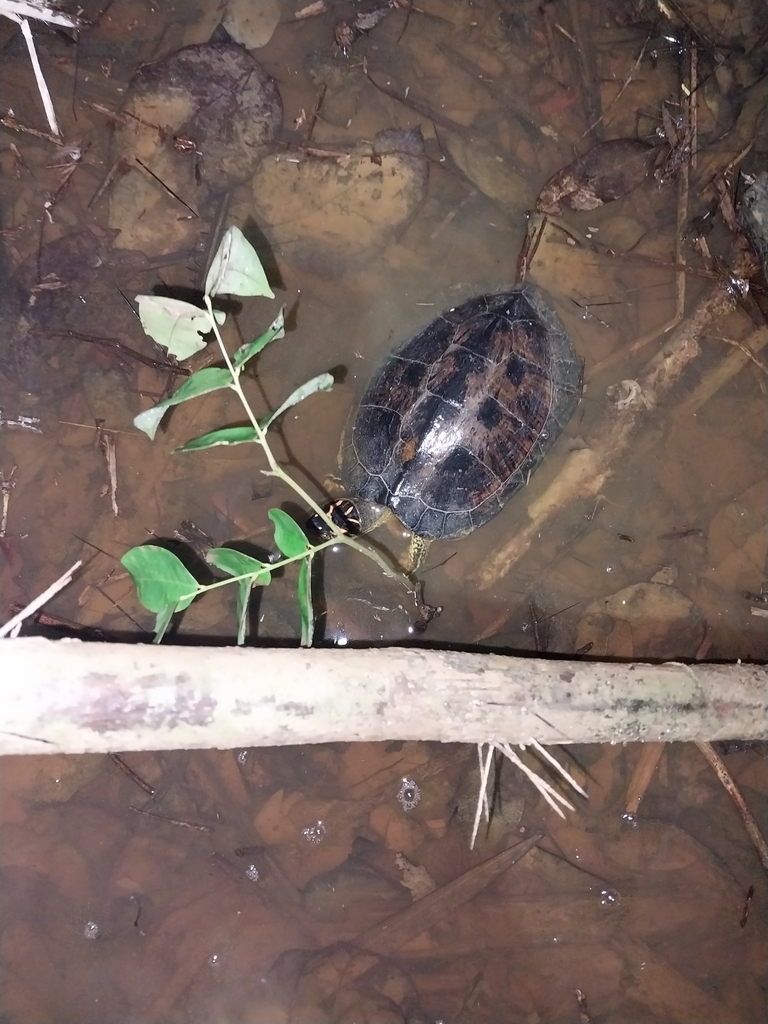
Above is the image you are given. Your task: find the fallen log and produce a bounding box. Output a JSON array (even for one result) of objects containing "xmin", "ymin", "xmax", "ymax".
[{"xmin": 1, "ymin": 637, "xmax": 765, "ymax": 755}]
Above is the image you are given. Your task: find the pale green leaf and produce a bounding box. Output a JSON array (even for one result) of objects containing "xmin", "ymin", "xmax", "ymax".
[
  {"xmin": 260, "ymin": 373, "xmax": 334, "ymax": 431},
  {"xmin": 153, "ymin": 604, "xmax": 176, "ymax": 643},
  {"xmin": 133, "ymin": 366, "xmax": 234, "ymax": 440},
  {"xmin": 233, "ymin": 308, "xmax": 285, "ymax": 369},
  {"xmin": 235, "ymin": 580, "xmax": 251, "ymax": 646},
  {"xmin": 205, "ymin": 225, "xmax": 275, "ymax": 299},
  {"xmin": 174, "ymin": 426, "xmax": 257, "ymax": 453},
  {"xmin": 206, "ymin": 548, "xmax": 271, "ymax": 585},
  {"xmin": 136, "ymin": 295, "xmax": 226, "ymax": 360}
]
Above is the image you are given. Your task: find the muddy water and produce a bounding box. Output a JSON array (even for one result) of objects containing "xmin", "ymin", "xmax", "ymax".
[{"xmin": 1, "ymin": 1, "xmax": 766, "ymax": 1021}]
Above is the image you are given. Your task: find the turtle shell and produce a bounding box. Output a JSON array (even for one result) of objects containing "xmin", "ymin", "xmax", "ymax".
[{"xmin": 341, "ymin": 286, "xmax": 581, "ymax": 541}]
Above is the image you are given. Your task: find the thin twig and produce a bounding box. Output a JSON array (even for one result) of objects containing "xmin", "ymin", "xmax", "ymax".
[
  {"xmin": 696, "ymin": 741, "xmax": 768, "ymax": 873},
  {"xmin": 96, "ymin": 422, "xmax": 119, "ymax": 516},
  {"xmin": 15, "ymin": 16, "xmax": 60, "ymax": 136},
  {"xmin": 108, "ymin": 753, "xmax": 155, "ymax": 796},
  {"xmin": 689, "ymin": 39, "xmax": 698, "ymax": 170},
  {"xmin": 0, "ymin": 113, "xmax": 60, "ymax": 144},
  {"xmin": 583, "ymin": 35, "xmax": 649, "ymax": 137},
  {"xmin": 0, "ymin": 560, "xmax": 82, "ymax": 638},
  {"xmin": 494, "ymin": 741, "xmax": 575, "ymax": 818},
  {"xmin": 528, "ymin": 738, "xmax": 589, "ymax": 798},
  {"xmin": 130, "ymin": 805, "xmax": 211, "ymax": 831},
  {"xmin": 476, "ymin": 741, "xmax": 490, "ymax": 821},
  {"xmin": 0, "ymin": 467, "xmax": 16, "ymax": 538},
  {"xmin": 470, "ymin": 743, "xmax": 495, "ymax": 850},
  {"xmin": 712, "ymin": 334, "xmax": 768, "ymax": 376}
]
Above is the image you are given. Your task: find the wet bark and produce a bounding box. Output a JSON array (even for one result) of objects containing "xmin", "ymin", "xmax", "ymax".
[{"xmin": 1, "ymin": 638, "xmax": 765, "ymax": 755}]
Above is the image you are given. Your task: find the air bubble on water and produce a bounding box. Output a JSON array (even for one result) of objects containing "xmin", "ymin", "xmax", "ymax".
[
  {"xmin": 245, "ymin": 863, "xmax": 260, "ymax": 882},
  {"xmin": 209, "ymin": 953, "xmax": 220, "ymax": 966},
  {"xmin": 302, "ymin": 820, "xmax": 327, "ymax": 844},
  {"xmin": 83, "ymin": 921, "xmax": 100, "ymax": 940},
  {"xmin": 237, "ymin": 749, "xmax": 248, "ymax": 765},
  {"xmin": 397, "ymin": 778, "xmax": 421, "ymax": 811},
  {"xmin": 600, "ymin": 888, "xmax": 621, "ymax": 907}
]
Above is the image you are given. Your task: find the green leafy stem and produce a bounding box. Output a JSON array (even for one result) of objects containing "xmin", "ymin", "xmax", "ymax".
[{"xmin": 121, "ymin": 226, "xmax": 410, "ymax": 646}]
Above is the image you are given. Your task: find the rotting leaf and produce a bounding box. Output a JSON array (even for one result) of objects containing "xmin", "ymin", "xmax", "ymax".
[{"xmin": 536, "ymin": 139, "xmax": 659, "ymax": 215}]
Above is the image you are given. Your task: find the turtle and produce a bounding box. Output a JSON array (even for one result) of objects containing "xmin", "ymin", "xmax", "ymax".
[{"xmin": 309, "ymin": 285, "xmax": 582, "ymax": 572}]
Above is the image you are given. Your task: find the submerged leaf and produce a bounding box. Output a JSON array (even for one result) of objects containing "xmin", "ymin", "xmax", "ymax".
[
  {"xmin": 261, "ymin": 373, "xmax": 334, "ymax": 430},
  {"xmin": 153, "ymin": 604, "xmax": 176, "ymax": 643},
  {"xmin": 205, "ymin": 225, "xmax": 275, "ymax": 299},
  {"xmin": 233, "ymin": 308, "xmax": 286, "ymax": 368},
  {"xmin": 174, "ymin": 426, "xmax": 257, "ymax": 452},
  {"xmin": 134, "ymin": 366, "xmax": 234, "ymax": 440},
  {"xmin": 136, "ymin": 295, "xmax": 226, "ymax": 360},
  {"xmin": 235, "ymin": 579, "xmax": 251, "ymax": 646},
  {"xmin": 206, "ymin": 548, "xmax": 271, "ymax": 585},
  {"xmin": 298, "ymin": 554, "xmax": 314, "ymax": 646},
  {"xmin": 536, "ymin": 139, "xmax": 658, "ymax": 215}
]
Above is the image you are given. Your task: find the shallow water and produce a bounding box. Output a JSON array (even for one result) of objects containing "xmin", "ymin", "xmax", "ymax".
[{"xmin": 1, "ymin": 0, "xmax": 767, "ymax": 1021}]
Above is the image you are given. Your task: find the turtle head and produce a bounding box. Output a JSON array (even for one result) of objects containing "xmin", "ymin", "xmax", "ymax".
[{"xmin": 306, "ymin": 498, "xmax": 362, "ymax": 540}]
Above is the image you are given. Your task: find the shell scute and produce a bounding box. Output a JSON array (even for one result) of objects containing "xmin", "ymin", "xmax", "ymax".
[{"xmin": 343, "ymin": 286, "xmax": 581, "ymax": 540}]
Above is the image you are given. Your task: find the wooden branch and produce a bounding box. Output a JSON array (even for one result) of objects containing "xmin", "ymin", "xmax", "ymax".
[{"xmin": 0, "ymin": 638, "xmax": 765, "ymax": 756}]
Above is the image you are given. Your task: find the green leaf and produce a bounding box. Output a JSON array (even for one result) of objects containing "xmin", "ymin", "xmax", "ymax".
[
  {"xmin": 260, "ymin": 373, "xmax": 334, "ymax": 431},
  {"xmin": 206, "ymin": 548, "xmax": 271, "ymax": 645},
  {"xmin": 298, "ymin": 554, "xmax": 314, "ymax": 647},
  {"xmin": 173, "ymin": 425, "xmax": 258, "ymax": 453},
  {"xmin": 268, "ymin": 508, "xmax": 309, "ymax": 558},
  {"xmin": 235, "ymin": 580, "xmax": 251, "ymax": 646},
  {"xmin": 206, "ymin": 548, "xmax": 271, "ymax": 585},
  {"xmin": 205, "ymin": 226, "xmax": 275, "ymax": 299},
  {"xmin": 233, "ymin": 308, "xmax": 285, "ymax": 369},
  {"xmin": 134, "ymin": 366, "xmax": 234, "ymax": 440},
  {"xmin": 152, "ymin": 604, "xmax": 176, "ymax": 643},
  {"xmin": 136, "ymin": 295, "xmax": 226, "ymax": 360},
  {"xmin": 121, "ymin": 545, "xmax": 200, "ymax": 613}
]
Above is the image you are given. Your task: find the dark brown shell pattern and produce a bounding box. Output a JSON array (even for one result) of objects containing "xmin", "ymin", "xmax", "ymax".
[{"xmin": 342, "ymin": 287, "xmax": 582, "ymax": 541}]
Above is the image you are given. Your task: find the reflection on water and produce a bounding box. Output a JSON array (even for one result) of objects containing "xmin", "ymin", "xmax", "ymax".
[{"xmin": 0, "ymin": 0, "xmax": 766, "ymax": 1020}]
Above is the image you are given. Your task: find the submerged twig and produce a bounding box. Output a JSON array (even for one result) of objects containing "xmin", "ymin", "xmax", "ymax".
[
  {"xmin": 0, "ymin": 559, "xmax": 83, "ymax": 638},
  {"xmin": 88, "ymin": 157, "xmax": 129, "ymax": 208},
  {"xmin": 470, "ymin": 742, "xmax": 495, "ymax": 850},
  {"xmin": 130, "ymin": 805, "xmax": 212, "ymax": 831},
  {"xmin": 0, "ymin": 113, "xmax": 60, "ymax": 144},
  {"xmin": 108, "ymin": 753, "xmax": 155, "ymax": 796},
  {"xmin": 696, "ymin": 741, "xmax": 768, "ymax": 873},
  {"xmin": 96, "ymin": 420, "xmax": 119, "ymax": 516},
  {"xmin": 583, "ymin": 35, "xmax": 649, "ymax": 137},
  {"xmin": 494, "ymin": 741, "xmax": 576, "ymax": 818},
  {"xmin": 11, "ymin": 15, "xmax": 61, "ymax": 136},
  {"xmin": 0, "ymin": 467, "xmax": 17, "ymax": 538}
]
